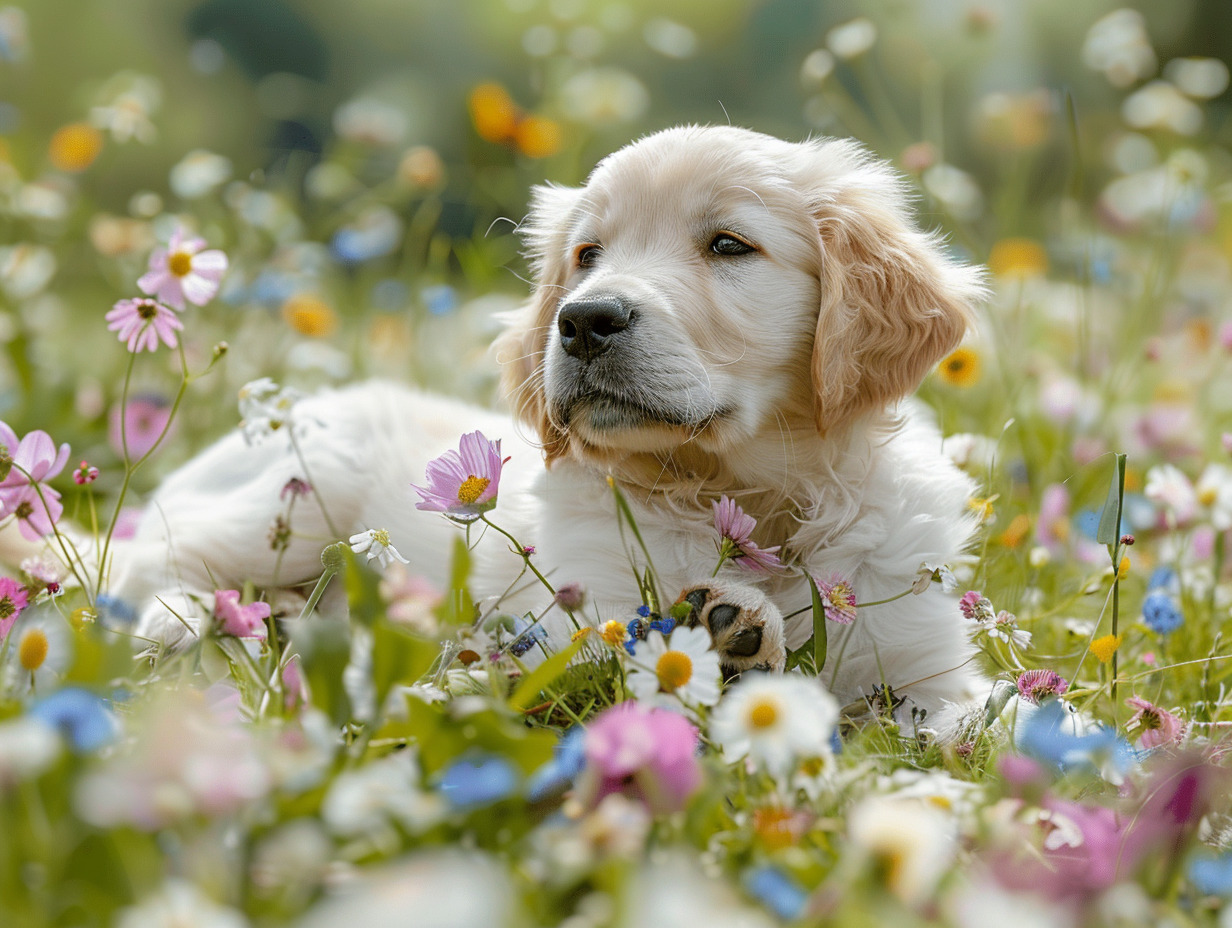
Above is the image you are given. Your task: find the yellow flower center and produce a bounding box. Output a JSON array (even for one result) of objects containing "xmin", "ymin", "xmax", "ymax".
[
  {"xmin": 372, "ymin": 528, "xmax": 391, "ymax": 548},
  {"xmin": 18, "ymin": 628, "xmax": 48, "ymax": 671},
  {"xmin": 457, "ymin": 475, "xmax": 490, "ymax": 505},
  {"xmin": 168, "ymin": 251, "xmax": 193, "ymax": 277},
  {"xmin": 1199, "ymin": 487, "xmax": 1218, "ymax": 506},
  {"xmin": 655, "ymin": 650, "xmax": 693, "ymax": 691},
  {"xmin": 748, "ymin": 697, "xmax": 779, "ymax": 730},
  {"xmin": 600, "ymin": 620, "xmax": 627, "ymax": 646}
]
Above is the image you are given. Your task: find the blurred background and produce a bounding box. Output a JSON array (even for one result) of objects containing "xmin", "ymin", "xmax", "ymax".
[{"xmin": 2, "ymin": 0, "xmax": 1232, "ymax": 481}]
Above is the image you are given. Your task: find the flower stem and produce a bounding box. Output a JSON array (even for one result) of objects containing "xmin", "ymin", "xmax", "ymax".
[{"xmin": 479, "ymin": 514, "xmax": 556, "ymax": 597}]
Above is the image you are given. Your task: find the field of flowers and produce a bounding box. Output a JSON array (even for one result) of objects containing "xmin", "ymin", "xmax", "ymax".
[{"xmin": 4, "ymin": 1, "xmax": 1232, "ymax": 925}]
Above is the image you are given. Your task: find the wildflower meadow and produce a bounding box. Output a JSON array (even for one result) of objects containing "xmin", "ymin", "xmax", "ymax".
[{"xmin": 6, "ymin": 2, "xmax": 1232, "ymax": 926}]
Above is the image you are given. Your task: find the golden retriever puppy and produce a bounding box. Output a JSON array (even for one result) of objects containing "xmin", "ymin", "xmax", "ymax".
[{"xmin": 105, "ymin": 126, "xmax": 987, "ymax": 723}]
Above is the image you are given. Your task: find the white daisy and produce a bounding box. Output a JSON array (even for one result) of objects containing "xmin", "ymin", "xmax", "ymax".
[
  {"xmin": 709, "ymin": 672, "xmax": 839, "ymax": 778},
  {"xmin": 626, "ymin": 626, "xmax": 720, "ymax": 708},
  {"xmin": 349, "ymin": 528, "xmax": 409, "ymax": 569},
  {"xmin": 1196, "ymin": 463, "xmax": 1232, "ymax": 531},
  {"xmin": 846, "ymin": 795, "xmax": 957, "ymax": 908}
]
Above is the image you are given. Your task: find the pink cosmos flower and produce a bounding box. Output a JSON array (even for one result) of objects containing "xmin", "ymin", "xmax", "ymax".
[
  {"xmin": 137, "ymin": 227, "xmax": 228, "ymax": 309},
  {"xmin": 0, "ymin": 576, "xmax": 29, "ymax": 642},
  {"xmin": 577, "ymin": 702, "xmax": 701, "ymax": 814},
  {"xmin": 813, "ymin": 574, "xmax": 858, "ymax": 624},
  {"xmin": 1126, "ymin": 696, "xmax": 1186, "ymax": 749},
  {"xmin": 213, "ymin": 589, "xmax": 270, "ymax": 640},
  {"xmin": 109, "ymin": 395, "xmax": 174, "ymax": 460},
  {"xmin": 1016, "ymin": 668, "xmax": 1069, "ymax": 704},
  {"xmin": 0, "ymin": 422, "xmax": 70, "ymax": 540},
  {"xmin": 105, "ymin": 298, "xmax": 183, "ymax": 353},
  {"xmin": 712, "ymin": 495, "xmax": 784, "ymax": 572},
  {"xmin": 413, "ymin": 430, "xmax": 507, "ymax": 522}
]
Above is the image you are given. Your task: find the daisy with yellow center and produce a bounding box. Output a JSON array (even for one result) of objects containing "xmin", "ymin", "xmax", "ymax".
[
  {"xmin": 937, "ymin": 347, "xmax": 981, "ymax": 387},
  {"xmin": 710, "ymin": 673, "xmax": 840, "ymax": 778},
  {"xmin": 625, "ymin": 626, "xmax": 720, "ymax": 708},
  {"xmin": 18, "ymin": 627, "xmax": 48, "ymax": 672}
]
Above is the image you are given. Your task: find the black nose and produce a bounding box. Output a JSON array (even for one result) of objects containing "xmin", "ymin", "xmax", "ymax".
[{"xmin": 557, "ymin": 296, "xmax": 632, "ymax": 361}]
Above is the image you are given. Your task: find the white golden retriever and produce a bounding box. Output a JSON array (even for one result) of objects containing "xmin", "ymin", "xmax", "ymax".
[{"xmin": 106, "ymin": 125, "xmax": 988, "ymax": 720}]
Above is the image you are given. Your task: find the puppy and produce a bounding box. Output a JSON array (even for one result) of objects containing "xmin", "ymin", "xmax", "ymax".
[{"xmin": 103, "ymin": 126, "xmax": 987, "ymax": 721}]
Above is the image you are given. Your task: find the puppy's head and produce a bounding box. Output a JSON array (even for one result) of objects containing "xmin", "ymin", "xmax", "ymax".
[{"xmin": 495, "ymin": 126, "xmax": 985, "ymax": 465}]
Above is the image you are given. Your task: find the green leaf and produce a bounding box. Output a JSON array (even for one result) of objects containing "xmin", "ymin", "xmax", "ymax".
[
  {"xmin": 609, "ymin": 478, "xmax": 662, "ymax": 609},
  {"xmin": 811, "ymin": 578, "xmax": 828, "ymax": 674},
  {"xmin": 437, "ymin": 536, "xmax": 475, "ymax": 626},
  {"xmin": 292, "ymin": 618, "xmax": 353, "ymax": 728},
  {"xmin": 508, "ymin": 636, "xmax": 586, "ymax": 711},
  {"xmin": 370, "ymin": 621, "xmax": 438, "ymax": 717},
  {"xmin": 344, "ymin": 549, "xmax": 382, "ymax": 628},
  {"xmin": 1095, "ymin": 453, "xmax": 1127, "ymax": 545}
]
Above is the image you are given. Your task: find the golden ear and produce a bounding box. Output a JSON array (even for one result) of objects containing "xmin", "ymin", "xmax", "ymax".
[
  {"xmin": 798, "ymin": 139, "xmax": 986, "ymax": 435},
  {"xmin": 492, "ymin": 183, "xmax": 583, "ymax": 463}
]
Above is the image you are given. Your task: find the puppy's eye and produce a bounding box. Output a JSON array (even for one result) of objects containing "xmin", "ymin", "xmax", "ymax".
[
  {"xmin": 576, "ymin": 244, "xmax": 602, "ymax": 269},
  {"xmin": 709, "ymin": 233, "xmax": 755, "ymax": 257}
]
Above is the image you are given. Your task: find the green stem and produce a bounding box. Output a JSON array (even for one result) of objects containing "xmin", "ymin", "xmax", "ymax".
[
  {"xmin": 479, "ymin": 514, "xmax": 556, "ymax": 597},
  {"xmin": 289, "ymin": 431, "xmax": 341, "ymax": 539}
]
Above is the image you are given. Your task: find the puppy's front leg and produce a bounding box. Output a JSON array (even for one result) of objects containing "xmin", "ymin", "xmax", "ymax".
[{"xmin": 674, "ymin": 580, "xmax": 786, "ymax": 679}]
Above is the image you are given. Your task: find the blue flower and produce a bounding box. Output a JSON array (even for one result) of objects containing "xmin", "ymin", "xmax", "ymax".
[
  {"xmin": 1142, "ymin": 589, "xmax": 1183, "ymax": 635},
  {"xmin": 1191, "ymin": 854, "xmax": 1232, "ymax": 896},
  {"xmin": 509, "ymin": 618, "xmax": 547, "ymax": 657},
  {"xmin": 647, "ymin": 616, "xmax": 675, "ymax": 636},
  {"xmin": 438, "ymin": 755, "xmax": 519, "ymax": 810},
  {"xmin": 1018, "ymin": 699, "xmax": 1136, "ymax": 782},
  {"xmin": 744, "ymin": 866, "xmax": 808, "ymax": 920},
  {"xmin": 525, "ymin": 726, "xmax": 587, "ymax": 801},
  {"xmin": 330, "ymin": 206, "xmax": 403, "ymax": 264},
  {"xmin": 420, "ymin": 284, "xmax": 457, "ymax": 317},
  {"xmin": 636, "ymin": 605, "xmax": 652, "ymax": 618},
  {"xmin": 1148, "ymin": 566, "xmax": 1179, "ymax": 592},
  {"xmin": 95, "ymin": 594, "xmax": 136, "ymax": 628},
  {"xmin": 28, "ymin": 688, "xmax": 117, "ymax": 753}
]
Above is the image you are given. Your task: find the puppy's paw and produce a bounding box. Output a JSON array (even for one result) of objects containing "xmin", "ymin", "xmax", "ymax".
[{"xmin": 675, "ymin": 580, "xmax": 785, "ymax": 679}]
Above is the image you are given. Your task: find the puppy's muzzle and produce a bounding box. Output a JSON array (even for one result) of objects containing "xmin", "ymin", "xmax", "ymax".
[{"xmin": 557, "ymin": 295, "xmax": 632, "ymax": 362}]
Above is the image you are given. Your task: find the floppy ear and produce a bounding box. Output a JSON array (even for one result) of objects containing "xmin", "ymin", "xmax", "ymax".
[
  {"xmin": 492, "ymin": 183, "xmax": 583, "ymax": 463},
  {"xmin": 794, "ymin": 138, "xmax": 986, "ymax": 435}
]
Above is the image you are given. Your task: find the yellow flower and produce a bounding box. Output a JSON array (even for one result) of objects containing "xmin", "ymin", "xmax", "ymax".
[
  {"xmin": 968, "ymin": 494, "xmax": 999, "ymax": 523},
  {"xmin": 1117, "ymin": 555, "xmax": 1130, "ymax": 581},
  {"xmin": 600, "ymin": 619, "xmax": 627, "ymax": 647},
  {"xmin": 937, "ymin": 347, "xmax": 981, "ymax": 387},
  {"xmin": 469, "ymin": 83, "xmax": 519, "ymax": 143},
  {"xmin": 18, "ymin": 627, "xmax": 48, "ymax": 671},
  {"xmin": 1091, "ymin": 633, "xmax": 1123, "ymax": 664},
  {"xmin": 998, "ymin": 513, "xmax": 1031, "ymax": 548},
  {"xmin": 281, "ymin": 293, "xmax": 338, "ymax": 338},
  {"xmin": 570, "ymin": 627, "xmax": 592, "ymax": 643},
  {"xmin": 515, "ymin": 115, "xmax": 563, "ymax": 158},
  {"xmin": 988, "ymin": 238, "xmax": 1048, "ymax": 278},
  {"xmin": 49, "ymin": 123, "xmax": 104, "ymax": 173}
]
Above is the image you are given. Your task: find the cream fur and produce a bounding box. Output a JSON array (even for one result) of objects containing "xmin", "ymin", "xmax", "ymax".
[{"xmin": 99, "ymin": 126, "xmax": 988, "ymax": 719}]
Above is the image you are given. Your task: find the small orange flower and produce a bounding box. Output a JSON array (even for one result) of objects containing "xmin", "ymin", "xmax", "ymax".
[
  {"xmin": 938, "ymin": 347, "xmax": 981, "ymax": 387},
  {"xmin": 49, "ymin": 122, "xmax": 104, "ymax": 172},
  {"xmin": 281, "ymin": 293, "xmax": 338, "ymax": 338},
  {"xmin": 1091, "ymin": 633, "xmax": 1123, "ymax": 664},
  {"xmin": 469, "ymin": 83, "xmax": 519, "ymax": 143},
  {"xmin": 988, "ymin": 238, "xmax": 1048, "ymax": 278},
  {"xmin": 515, "ymin": 115, "xmax": 563, "ymax": 158},
  {"xmin": 998, "ymin": 513, "xmax": 1031, "ymax": 548}
]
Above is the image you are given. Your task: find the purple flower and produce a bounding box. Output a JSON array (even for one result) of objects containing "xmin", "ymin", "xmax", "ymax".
[
  {"xmin": 1125, "ymin": 696, "xmax": 1185, "ymax": 748},
  {"xmin": 712, "ymin": 495, "xmax": 784, "ymax": 572},
  {"xmin": 1015, "ymin": 668, "xmax": 1069, "ymax": 705},
  {"xmin": 105, "ymin": 298, "xmax": 183, "ymax": 353},
  {"xmin": 213, "ymin": 589, "xmax": 270, "ymax": 640},
  {"xmin": 813, "ymin": 574, "xmax": 858, "ymax": 624},
  {"xmin": 137, "ymin": 227, "xmax": 227, "ymax": 309},
  {"xmin": 0, "ymin": 422, "xmax": 70, "ymax": 541},
  {"xmin": 412, "ymin": 430, "xmax": 507, "ymax": 522}
]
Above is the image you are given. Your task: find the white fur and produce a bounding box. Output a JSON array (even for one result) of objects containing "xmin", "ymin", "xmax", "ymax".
[{"xmin": 102, "ymin": 126, "xmax": 988, "ymax": 718}]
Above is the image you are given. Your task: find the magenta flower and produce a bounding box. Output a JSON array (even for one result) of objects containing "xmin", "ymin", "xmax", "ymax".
[
  {"xmin": 577, "ymin": 702, "xmax": 701, "ymax": 814},
  {"xmin": 0, "ymin": 422, "xmax": 70, "ymax": 541},
  {"xmin": 413, "ymin": 430, "xmax": 507, "ymax": 522},
  {"xmin": 106, "ymin": 297, "xmax": 184, "ymax": 353},
  {"xmin": 813, "ymin": 574, "xmax": 858, "ymax": 624},
  {"xmin": 72, "ymin": 460, "xmax": 99, "ymax": 485},
  {"xmin": 1126, "ymin": 696, "xmax": 1186, "ymax": 749},
  {"xmin": 712, "ymin": 495, "xmax": 784, "ymax": 572},
  {"xmin": 1016, "ymin": 668, "xmax": 1069, "ymax": 705},
  {"xmin": 137, "ymin": 227, "xmax": 228, "ymax": 309},
  {"xmin": 959, "ymin": 590, "xmax": 993, "ymax": 623},
  {"xmin": 109, "ymin": 395, "xmax": 174, "ymax": 460},
  {"xmin": 0, "ymin": 576, "xmax": 29, "ymax": 642},
  {"xmin": 213, "ymin": 589, "xmax": 270, "ymax": 640}
]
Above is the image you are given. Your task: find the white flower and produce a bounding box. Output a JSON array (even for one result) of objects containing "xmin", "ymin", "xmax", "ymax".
[
  {"xmin": 321, "ymin": 750, "xmax": 443, "ymax": 839},
  {"xmin": 1165, "ymin": 57, "xmax": 1230, "ymax": 99},
  {"xmin": 1122, "ymin": 80, "xmax": 1203, "ymax": 135},
  {"xmin": 626, "ymin": 626, "xmax": 720, "ymax": 708},
  {"xmin": 847, "ymin": 795, "xmax": 957, "ymax": 907},
  {"xmin": 349, "ymin": 528, "xmax": 409, "ymax": 569},
  {"xmin": 237, "ymin": 377, "xmax": 305, "ymax": 445},
  {"xmin": 90, "ymin": 73, "xmax": 161, "ymax": 144},
  {"xmin": 1082, "ymin": 8, "xmax": 1156, "ymax": 88},
  {"xmin": 922, "ymin": 163, "xmax": 984, "ymax": 221},
  {"xmin": 826, "ymin": 17, "xmax": 876, "ymax": 59},
  {"xmin": 0, "ymin": 717, "xmax": 61, "ymax": 788},
  {"xmin": 169, "ymin": 150, "xmax": 232, "ymax": 199},
  {"xmin": 710, "ymin": 672, "xmax": 839, "ymax": 778},
  {"xmin": 913, "ymin": 561, "xmax": 958, "ymax": 594},
  {"xmin": 1145, "ymin": 463, "xmax": 1198, "ymax": 526},
  {"xmin": 1196, "ymin": 463, "xmax": 1232, "ymax": 531},
  {"xmin": 117, "ymin": 879, "xmax": 248, "ymax": 928},
  {"xmin": 560, "ymin": 67, "xmax": 650, "ymax": 126}
]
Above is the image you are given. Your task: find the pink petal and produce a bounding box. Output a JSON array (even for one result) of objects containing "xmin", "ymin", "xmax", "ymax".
[
  {"xmin": 191, "ymin": 249, "xmax": 228, "ymax": 276},
  {"xmin": 180, "ymin": 272, "xmax": 220, "ymax": 306}
]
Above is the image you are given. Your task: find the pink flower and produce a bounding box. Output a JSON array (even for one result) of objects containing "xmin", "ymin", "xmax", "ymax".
[
  {"xmin": 813, "ymin": 574, "xmax": 858, "ymax": 624},
  {"xmin": 0, "ymin": 422, "xmax": 70, "ymax": 541},
  {"xmin": 1126, "ymin": 696, "xmax": 1186, "ymax": 749},
  {"xmin": 213, "ymin": 589, "xmax": 270, "ymax": 640},
  {"xmin": 105, "ymin": 298, "xmax": 183, "ymax": 353},
  {"xmin": 959, "ymin": 590, "xmax": 992, "ymax": 622},
  {"xmin": 137, "ymin": 227, "xmax": 228, "ymax": 309},
  {"xmin": 577, "ymin": 702, "xmax": 701, "ymax": 814},
  {"xmin": 1015, "ymin": 668, "xmax": 1069, "ymax": 704},
  {"xmin": 413, "ymin": 430, "xmax": 507, "ymax": 522},
  {"xmin": 109, "ymin": 395, "xmax": 174, "ymax": 460},
  {"xmin": 72, "ymin": 460, "xmax": 99, "ymax": 485},
  {"xmin": 712, "ymin": 495, "xmax": 784, "ymax": 572},
  {"xmin": 0, "ymin": 576, "xmax": 29, "ymax": 642}
]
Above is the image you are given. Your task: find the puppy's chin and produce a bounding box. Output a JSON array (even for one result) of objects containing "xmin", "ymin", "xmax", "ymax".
[{"xmin": 551, "ymin": 393, "xmax": 731, "ymax": 455}]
